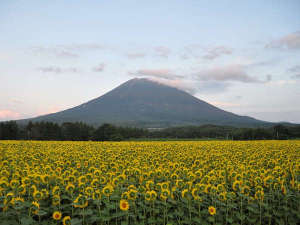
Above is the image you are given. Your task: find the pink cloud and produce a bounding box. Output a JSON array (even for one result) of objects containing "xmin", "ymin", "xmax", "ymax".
[
  {"xmin": 36, "ymin": 106, "xmax": 62, "ymax": 116},
  {"xmin": 0, "ymin": 110, "xmax": 21, "ymax": 120}
]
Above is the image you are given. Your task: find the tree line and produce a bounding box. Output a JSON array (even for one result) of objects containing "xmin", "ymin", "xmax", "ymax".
[{"xmin": 0, "ymin": 121, "xmax": 300, "ymax": 141}]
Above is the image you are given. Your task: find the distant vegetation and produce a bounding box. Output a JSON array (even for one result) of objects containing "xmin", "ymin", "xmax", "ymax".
[{"xmin": 1, "ymin": 121, "xmax": 300, "ymax": 141}]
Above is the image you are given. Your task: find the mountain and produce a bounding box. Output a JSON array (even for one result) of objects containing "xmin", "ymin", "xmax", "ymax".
[{"xmin": 18, "ymin": 78, "xmax": 272, "ymax": 128}]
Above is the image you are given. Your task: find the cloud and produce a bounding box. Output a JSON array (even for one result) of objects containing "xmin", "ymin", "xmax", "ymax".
[
  {"xmin": 194, "ymin": 64, "xmax": 261, "ymax": 83},
  {"xmin": 288, "ymin": 65, "xmax": 300, "ymax": 73},
  {"xmin": 37, "ymin": 66, "xmax": 81, "ymax": 74},
  {"xmin": 202, "ymin": 46, "xmax": 232, "ymax": 60},
  {"xmin": 266, "ymin": 31, "xmax": 300, "ymax": 50},
  {"xmin": 154, "ymin": 46, "xmax": 171, "ymax": 58},
  {"xmin": 181, "ymin": 44, "xmax": 202, "ymax": 59},
  {"xmin": 266, "ymin": 80, "xmax": 297, "ymax": 86},
  {"xmin": 129, "ymin": 69, "xmax": 183, "ymax": 80},
  {"xmin": 32, "ymin": 46, "xmax": 79, "ymax": 58},
  {"xmin": 92, "ymin": 63, "xmax": 105, "ymax": 72},
  {"xmin": 11, "ymin": 98, "xmax": 23, "ymax": 104},
  {"xmin": 146, "ymin": 77, "xmax": 231, "ymax": 95},
  {"xmin": 126, "ymin": 52, "xmax": 146, "ymax": 59},
  {"xmin": 291, "ymin": 74, "xmax": 300, "ymax": 79},
  {"xmin": 36, "ymin": 106, "xmax": 62, "ymax": 116},
  {"xmin": 31, "ymin": 43, "xmax": 108, "ymax": 58},
  {"xmin": 0, "ymin": 110, "xmax": 21, "ymax": 120},
  {"xmin": 208, "ymin": 101, "xmax": 242, "ymax": 108},
  {"xmin": 149, "ymin": 78, "xmax": 198, "ymax": 94},
  {"xmin": 288, "ymin": 65, "xmax": 300, "ymax": 79}
]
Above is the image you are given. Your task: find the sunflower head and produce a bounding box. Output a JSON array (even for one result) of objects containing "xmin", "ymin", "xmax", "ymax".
[
  {"xmin": 52, "ymin": 194, "xmax": 60, "ymax": 206},
  {"xmin": 31, "ymin": 201, "xmax": 39, "ymax": 215},
  {"xmin": 120, "ymin": 199, "xmax": 129, "ymax": 211},
  {"xmin": 53, "ymin": 211, "xmax": 62, "ymax": 221},
  {"xmin": 63, "ymin": 216, "xmax": 71, "ymax": 225},
  {"xmin": 128, "ymin": 189, "xmax": 137, "ymax": 200},
  {"xmin": 208, "ymin": 206, "xmax": 216, "ymax": 216}
]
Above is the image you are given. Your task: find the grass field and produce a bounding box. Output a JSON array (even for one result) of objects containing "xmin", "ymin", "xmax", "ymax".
[{"xmin": 0, "ymin": 140, "xmax": 299, "ymax": 225}]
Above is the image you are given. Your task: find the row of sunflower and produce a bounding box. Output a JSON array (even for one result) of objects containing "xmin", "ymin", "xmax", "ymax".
[{"xmin": 0, "ymin": 140, "xmax": 299, "ymax": 225}]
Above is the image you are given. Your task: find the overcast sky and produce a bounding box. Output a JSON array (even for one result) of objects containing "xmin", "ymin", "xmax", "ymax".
[{"xmin": 1, "ymin": 0, "xmax": 300, "ymax": 123}]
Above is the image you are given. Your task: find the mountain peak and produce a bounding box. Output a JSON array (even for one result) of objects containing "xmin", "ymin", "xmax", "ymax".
[
  {"xmin": 122, "ymin": 77, "xmax": 170, "ymax": 87},
  {"xmin": 18, "ymin": 78, "xmax": 269, "ymax": 128}
]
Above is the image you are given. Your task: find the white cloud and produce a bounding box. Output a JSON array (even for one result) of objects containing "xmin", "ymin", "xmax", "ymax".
[
  {"xmin": 194, "ymin": 64, "xmax": 261, "ymax": 83},
  {"xmin": 154, "ymin": 46, "xmax": 171, "ymax": 58},
  {"xmin": 37, "ymin": 66, "xmax": 81, "ymax": 74},
  {"xmin": 266, "ymin": 31, "xmax": 300, "ymax": 50},
  {"xmin": 202, "ymin": 46, "xmax": 232, "ymax": 60},
  {"xmin": 129, "ymin": 69, "xmax": 183, "ymax": 80},
  {"xmin": 126, "ymin": 52, "xmax": 146, "ymax": 59},
  {"xmin": 92, "ymin": 63, "xmax": 106, "ymax": 72}
]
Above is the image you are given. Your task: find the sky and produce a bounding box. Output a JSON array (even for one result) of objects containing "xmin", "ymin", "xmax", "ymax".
[{"xmin": 1, "ymin": 0, "xmax": 300, "ymax": 123}]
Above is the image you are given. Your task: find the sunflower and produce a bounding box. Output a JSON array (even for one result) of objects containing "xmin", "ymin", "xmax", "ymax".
[
  {"xmin": 254, "ymin": 190, "xmax": 264, "ymax": 201},
  {"xmin": 29, "ymin": 185, "xmax": 37, "ymax": 194},
  {"xmin": 281, "ymin": 185, "xmax": 287, "ymax": 195},
  {"xmin": 150, "ymin": 190, "xmax": 157, "ymax": 200},
  {"xmin": 99, "ymin": 176, "xmax": 107, "ymax": 184},
  {"xmin": 171, "ymin": 173, "xmax": 178, "ymax": 180},
  {"xmin": 91, "ymin": 179, "xmax": 100, "ymax": 187},
  {"xmin": 52, "ymin": 185, "xmax": 60, "ymax": 195},
  {"xmin": 31, "ymin": 201, "xmax": 39, "ymax": 215},
  {"xmin": 145, "ymin": 191, "xmax": 152, "ymax": 201},
  {"xmin": 66, "ymin": 183, "xmax": 75, "ymax": 194},
  {"xmin": 128, "ymin": 189, "xmax": 137, "ymax": 200},
  {"xmin": 102, "ymin": 184, "xmax": 114, "ymax": 197},
  {"xmin": 78, "ymin": 175, "xmax": 87, "ymax": 184},
  {"xmin": 73, "ymin": 194, "xmax": 88, "ymax": 208},
  {"xmin": 204, "ymin": 184, "xmax": 212, "ymax": 193},
  {"xmin": 191, "ymin": 188, "xmax": 201, "ymax": 200},
  {"xmin": 68, "ymin": 175, "xmax": 76, "ymax": 183},
  {"xmin": 263, "ymin": 175, "xmax": 273, "ymax": 188},
  {"xmin": 120, "ymin": 199, "xmax": 129, "ymax": 211},
  {"xmin": 208, "ymin": 206, "xmax": 216, "ymax": 216},
  {"xmin": 0, "ymin": 179, "xmax": 9, "ymax": 189},
  {"xmin": 216, "ymin": 184, "xmax": 225, "ymax": 193},
  {"xmin": 181, "ymin": 189, "xmax": 189, "ymax": 199},
  {"xmin": 41, "ymin": 188, "xmax": 49, "ymax": 199},
  {"xmin": 121, "ymin": 191, "xmax": 129, "ymax": 200},
  {"xmin": 146, "ymin": 180, "xmax": 154, "ymax": 190},
  {"xmin": 63, "ymin": 216, "xmax": 71, "ymax": 225},
  {"xmin": 9, "ymin": 179, "xmax": 19, "ymax": 189},
  {"xmin": 127, "ymin": 184, "xmax": 136, "ymax": 191},
  {"xmin": 160, "ymin": 182, "xmax": 169, "ymax": 190},
  {"xmin": 92, "ymin": 190, "xmax": 101, "ymax": 200},
  {"xmin": 218, "ymin": 192, "xmax": 227, "ymax": 201},
  {"xmin": 85, "ymin": 186, "xmax": 94, "ymax": 197},
  {"xmin": 93, "ymin": 169, "xmax": 101, "ymax": 177},
  {"xmin": 52, "ymin": 194, "xmax": 60, "ymax": 206},
  {"xmin": 33, "ymin": 190, "xmax": 43, "ymax": 201},
  {"xmin": 160, "ymin": 189, "xmax": 170, "ymax": 201},
  {"xmin": 6, "ymin": 192, "xmax": 14, "ymax": 202},
  {"xmin": 53, "ymin": 211, "xmax": 62, "ymax": 220},
  {"xmin": 11, "ymin": 197, "xmax": 24, "ymax": 206},
  {"xmin": 232, "ymin": 180, "xmax": 241, "ymax": 192}
]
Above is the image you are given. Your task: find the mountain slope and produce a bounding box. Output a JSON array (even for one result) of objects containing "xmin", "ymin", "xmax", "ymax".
[{"xmin": 18, "ymin": 78, "xmax": 271, "ymax": 128}]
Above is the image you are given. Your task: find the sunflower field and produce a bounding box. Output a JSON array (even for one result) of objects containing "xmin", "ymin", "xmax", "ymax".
[{"xmin": 0, "ymin": 140, "xmax": 299, "ymax": 225}]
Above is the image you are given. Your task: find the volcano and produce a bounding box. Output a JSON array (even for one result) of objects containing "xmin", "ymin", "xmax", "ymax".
[{"xmin": 18, "ymin": 78, "xmax": 270, "ymax": 128}]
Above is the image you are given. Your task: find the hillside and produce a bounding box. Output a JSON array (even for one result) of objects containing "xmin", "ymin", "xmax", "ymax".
[{"xmin": 18, "ymin": 78, "xmax": 271, "ymax": 128}]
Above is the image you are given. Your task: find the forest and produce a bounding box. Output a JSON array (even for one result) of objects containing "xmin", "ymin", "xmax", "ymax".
[{"xmin": 0, "ymin": 121, "xmax": 300, "ymax": 141}]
